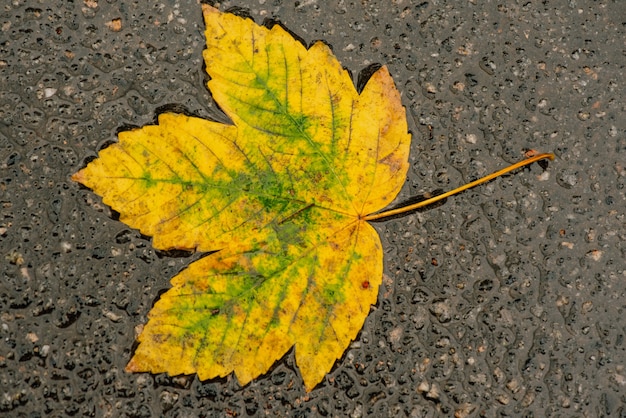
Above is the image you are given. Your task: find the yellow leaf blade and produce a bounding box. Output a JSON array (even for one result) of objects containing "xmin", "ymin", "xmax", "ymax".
[
  {"xmin": 292, "ymin": 221, "xmax": 383, "ymax": 390},
  {"xmin": 75, "ymin": 5, "xmax": 412, "ymax": 392},
  {"xmin": 125, "ymin": 207, "xmax": 382, "ymax": 391},
  {"xmin": 202, "ymin": 5, "xmax": 410, "ymax": 216},
  {"xmin": 348, "ymin": 66, "xmax": 411, "ymax": 214},
  {"xmin": 72, "ymin": 113, "xmax": 310, "ymax": 252}
]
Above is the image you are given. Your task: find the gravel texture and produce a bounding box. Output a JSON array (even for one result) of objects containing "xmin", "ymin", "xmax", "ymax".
[{"xmin": 1, "ymin": 0, "xmax": 624, "ymax": 416}]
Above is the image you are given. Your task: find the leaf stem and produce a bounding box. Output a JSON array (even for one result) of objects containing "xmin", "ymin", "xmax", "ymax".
[{"xmin": 364, "ymin": 152, "xmax": 555, "ymax": 221}]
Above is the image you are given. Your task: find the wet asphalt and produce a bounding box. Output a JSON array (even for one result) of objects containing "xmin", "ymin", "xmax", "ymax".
[{"xmin": 1, "ymin": 1, "xmax": 625, "ymax": 416}]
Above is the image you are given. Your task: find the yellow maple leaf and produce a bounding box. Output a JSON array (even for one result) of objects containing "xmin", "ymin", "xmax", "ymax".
[
  {"xmin": 72, "ymin": 5, "xmax": 554, "ymax": 391},
  {"xmin": 73, "ymin": 5, "xmax": 409, "ymax": 391}
]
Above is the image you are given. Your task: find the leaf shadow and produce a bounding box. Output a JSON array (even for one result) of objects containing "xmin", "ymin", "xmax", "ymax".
[
  {"xmin": 356, "ymin": 63, "xmax": 383, "ymax": 93},
  {"xmin": 368, "ymin": 189, "xmax": 448, "ymax": 223},
  {"xmin": 155, "ymin": 248, "xmax": 196, "ymax": 259}
]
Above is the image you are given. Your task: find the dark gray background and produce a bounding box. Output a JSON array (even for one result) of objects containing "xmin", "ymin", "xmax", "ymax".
[{"xmin": 1, "ymin": 0, "xmax": 624, "ymax": 416}]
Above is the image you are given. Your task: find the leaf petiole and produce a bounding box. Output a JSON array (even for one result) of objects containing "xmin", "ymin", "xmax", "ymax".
[{"xmin": 364, "ymin": 152, "xmax": 555, "ymax": 221}]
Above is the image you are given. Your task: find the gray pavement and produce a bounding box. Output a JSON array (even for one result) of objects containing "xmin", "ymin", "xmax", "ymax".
[{"xmin": 1, "ymin": 0, "xmax": 624, "ymax": 416}]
